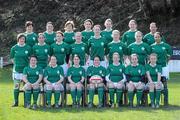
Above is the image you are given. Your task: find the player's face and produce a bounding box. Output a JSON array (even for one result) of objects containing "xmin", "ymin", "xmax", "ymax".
[
  {"xmin": 129, "ymin": 21, "xmax": 137, "ymax": 30},
  {"xmin": 38, "ymin": 35, "xmax": 45, "ymax": 43},
  {"xmin": 84, "ymin": 21, "xmax": 92, "ymax": 30},
  {"xmin": 26, "ymin": 25, "xmax": 33, "ymax": 32},
  {"xmin": 93, "ymin": 57, "xmax": 100, "ymax": 66},
  {"xmin": 75, "ymin": 33, "xmax": 82, "ymax": 43},
  {"xmin": 18, "ymin": 36, "xmax": 25, "ymax": 45},
  {"xmin": 50, "ymin": 56, "xmax": 57, "ymax": 66},
  {"xmin": 135, "ymin": 32, "xmax": 142, "ymax": 43},
  {"xmin": 154, "ymin": 33, "xmax": 161, "ymax": 43},
  {"xmin": 46, "ymin": 24, "xmax": 54, "ymax": 32},
  {"xmin": 105, "ymin": 21, "xmax": 112, "ymax": 29},
  {"xmin": 150, "ymin": 24, "xmax": 157, "ymax": 33},
  {"xmin": 113, "ymin": 54, "xmax": 120, "ymax": 63},
  {"xmin": 56, "ymin": 33, "xmax": 63, "ymax": 42},
  {"xmin": 131, "ymin": 56, "xmax": 138, "ymax": 64},
  {"xmin": 150, "ymin": 55, "xmax": 157, "ymax": 64},
  {"xmin": 66, "ymin": 24, "xmax": 73, "ymax": 31},
  {"xmin": 73, "ymin": 56, "xmax": 80, "ymax": 66},
  {"xmin": 93, "ymin": 26, "xmax": 101, "ymax": 35},
  {"xmin": 112, "ymin": 32, "xmax": 120, "ymax": 41},
  {"xmin": 30, "ymin": 57, "xmax": 37, "ymax": 66}
]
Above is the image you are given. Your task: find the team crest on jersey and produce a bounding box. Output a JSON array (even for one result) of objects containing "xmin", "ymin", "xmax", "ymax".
[
  {"xmin": 119, "ymin": 69, "xmax": 122, "ymax": 72},
  {"xmin": 44, "ymin": 49, "xmax": 48, "ymax": 53},
  {"xmin": 99, "ymin": 70, "xmax": 102, "ymax": 74},
  {"xmin": 141, "ymin": 47, "xmax": 145, "ymax": 51},
  {"xmin": 162, "ymin": 47, "xmax": 166, "ymax": 50},
  {"xmin": 155, "ymin": 69, "xmax": 158, "ymax": 72},
  {"xmin": 25, "ymin": 50, "xmax": 28, "ymax": 54},
  {"xmin": 36, "ymin": 71, "xmax": 39, "ymax": 75},
  {"xmin": 33, "ymin": 37, "xmax": 35, "ymax": 41},
  {"xmin": 138, "ymin": 69, "xmax": 141, "ymax": 73},
  {"xmin": 61, "ymin": 48, "xmax": 65, "ymax": 52},
  {"xmin": 119, "ymin": 47, "xmax": 122, "ymax": 50},
  {"xmin": 57, "ymin": 70, "xmax": 60, "ymax": 74},
  {"xmin": 101, "ymin": 42, "xmax": 104, "ymax": 46},
  {"xmin": 81, "ymin": 47, "xmax": 85, "ymax": 50},
  {"xmin": 79, "ymin": 71, "xmax": 82, "ymax": 75}
]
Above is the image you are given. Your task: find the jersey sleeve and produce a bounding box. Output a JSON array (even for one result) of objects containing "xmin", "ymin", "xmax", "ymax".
[
  {"xmin": 23, "ymin": 67, "xmax": 28, "ymax": 75},
  {"xmin": 10, "ymin": 46, "xmax": 15, "ymax": 59}
]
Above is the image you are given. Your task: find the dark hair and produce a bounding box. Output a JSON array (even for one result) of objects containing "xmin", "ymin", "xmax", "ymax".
[
  {"xmin": 84, "ymin": 19, "xmax": 94, "ymax": 26},
  {"xmin": 30, "ymin": 55, "xmax": 37, "ymax": 60},
  {"xmin": 73, "ymin": 54, "xmax": 80, "ymax": 59},
  {"xmin": 46, "ymin": 21, "xmax": 53, "ymax": 26},
  {"xmin": 17, "ymin": 33, "xmax": 26, "ymax": 42},
  {"xmin": 93, "ymin": 56, "xmax": 100, "ymax": 60},
  {"xmin": 25, "ymin": 21, "xmax": 33, "ymax": 28},
  {"xmin": 56, "ymin": 31, "xmax": 64, "ymax": 37},
  {"xmin": 154, "ymin": 32, "xmax": 162, "ymax": 37}
]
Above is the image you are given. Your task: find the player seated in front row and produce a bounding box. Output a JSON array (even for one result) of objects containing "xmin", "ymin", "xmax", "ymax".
[{"xmin": 87, "ymin": 56, "xmax": 106, "ymax": 108}]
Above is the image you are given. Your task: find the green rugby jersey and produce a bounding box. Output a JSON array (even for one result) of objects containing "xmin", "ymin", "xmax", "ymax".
[
  {"xmin": 70, "ymin": 42, "xmax": 88, "ymax": 66},
  {"xmin": 32, "ymin": 44, "xmax": 50, "ymax": 69},
  {"xmin": 145, "ymin": 64, "xmax": 162, "ymax": 82},
  {"xmin": 88, "ymin": 36, "xmax": 107, "ymax": 61},
  {"xmin": 128, "ymin": 42, "xmax": 150, "ymax": 65},
  {"xmin": 67, "ymin": 66, "xmax": 86, "ymax": 83},
  {"xmin": 101, "ymin": 30, "xmax": 113, "ymax": 44},
  {"xmin": 81, "ymin": 30, "xmax": 94, "ymax": 44},
  {"xmin": 125, "ymin": 64, "xmax": 145, "ymax": 82},
  {"xmin": 150, "ymin": 42, "xmax": 172, "ymax": 67},
  {"xmin": 87, "ymin": 65, "xmax": 106, "ymax": 77},
  {"xmin": 64, "ymin": 32, "xmax": 75, "ymax": 45},
  {"xmin": 23, "ymin": 66, "xmax": 43, "ymax": 83},
  {"xmin": 143, "ymin": 33, "xmax": 166, "ymax": 45},
  {"xmin": 44, "ymin": 31, "xmax": 56, "ymax": 45},
  {"xmin": 10, "ymin": 44, "xmax": 31, "ymax": 73},
  {"xmin": 44, "ymin": 65, "xmax": 64, "ymax": 83},
  {"xmin": 106, "ymin": 63, "xmax": 125, "ymax": 82},
  {"xmin": 24, "ymin": 32, "xmax": 38, "ymax": 47},
  {"xmin": 50, "ymin": 42, "xmax": 70, "ymax": 65},
  {"xmin": 121, "ymin": 30, "xmax": 137, "ymax": 46},
  {"xmin": 106, "ymin": 41, "xmax": 127, "ymax": 64}
]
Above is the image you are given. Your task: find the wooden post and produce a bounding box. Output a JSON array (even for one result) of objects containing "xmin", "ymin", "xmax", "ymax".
[{"xmin": 0, "ymin": 57, "xmax": 3, "ymax": 68}]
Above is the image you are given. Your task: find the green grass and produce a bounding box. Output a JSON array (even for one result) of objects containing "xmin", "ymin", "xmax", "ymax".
[{"xmin": 0, "ymin": 67, "xmax": 180, "ymax": 120}]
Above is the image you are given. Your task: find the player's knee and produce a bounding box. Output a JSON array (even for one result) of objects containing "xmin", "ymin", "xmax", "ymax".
[
  {"xmin": 24, "ymin": 83, "xmax": 32, "ymax": 90},
  {"xmin": 46, "ymin": 84, "xmax": 53, "ymax": 90},
  {"xmin": 107, "ymin": 83, "xmax": 114, "ymax": 88},
  {"xmin": 14, "ymin": 83, "xmax": 20, "ymax": 89},
  {"xmin": 89, "ymin": 84, "xmax": 95, "ymax": 89}
]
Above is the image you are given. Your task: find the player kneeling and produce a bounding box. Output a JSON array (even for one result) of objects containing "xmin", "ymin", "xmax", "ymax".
[
  {"xmin": 23, "ymin": 56, "xmax": 43, "ymax": 109},
  {"xmin": 125, "ymin": 54, "xmax": 145, "ymax": 107},
  {"xmin": 146, "ymin": 53, "xmax": 163, "ymax": 108},
  {"xmin": 106, "ymin": 53, "xmax": 126, "ymax": 108},
  {"xmin": 87, "ymin": 56, "xmax": 106, "ymax": 108},
  {"xmin": 44, "ymin": 56, "xmax": 64, "ymax": 108}
]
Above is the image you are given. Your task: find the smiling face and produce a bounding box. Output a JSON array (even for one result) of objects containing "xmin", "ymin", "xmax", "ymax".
[
  {"xmin": 131, "ymin": 54, "xmax": 138, "ymax": 65},
  {"xmin": 18, "ymin": 36, "xmax": 26, "ymax": 45},
  {"xmin": 135, "ymin": 31, "xmax": 142, "ymax": 43},
  {"xmin": 50, "ymin": 56, "xmax": 57, "ymax": 67},
  {"xmin": 56, "ymin": 33, "xmax": 63, "ymax": 43},
  {"xmin": 46, "ymin": 23, "xmax": 54, "ymax": 32},
  {"xmin": 93, "ymin": 25, "xmax": 101, "ymax": 36},
  {"xmin": 93, "ymin": 57, "xmax": 100, "ymax": 66},
  {"xmin": 104, "ymin": 20, "xmax": 112, "ymax": 30},
  {"xmin": 84, "ymin": 21, "xmax": 92, "ymax": 30},
  {"xmin": 26, "ymin": 25, "xmax": 33, "ymax": 33},
  {"xmin": 113, "ymin": 53, "xmax": 120, "ymax": 64},
  {"xmin": 150, "ymin": 23, "xmax": 157, "ymax": 34},
  {"xmin": 30, "ymin": 57, "xmax": 37, "ymax": 67},
  {"xmin": 149, "ymin": 54, "xmax": 157, "ymax": 64},
  {"xmin": 38, "ymin": 34, "xmax": 45, "ymax": 44},
  {"xmin": 73, "ymin": 56, "xmax": 80, "ymax": 66},
  {"xmin": 128, "ymin": 20, "xmax": 137, "ymax": 31},
  {"xmin": 112, "ymin": 30, "xmax": 120, "ymax": 41},
  {"xmin": 75, "ymin": 32, "xmax": 82, "ymax": 43},
  {"xmin": 154, "ymin": 32, "xmax": 161, "ymax": 43}
]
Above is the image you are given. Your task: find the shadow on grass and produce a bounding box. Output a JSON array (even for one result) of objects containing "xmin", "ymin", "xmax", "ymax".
[{"xmin": 31, "ymin": 104, "xmax": 180, "ymax": 113}]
